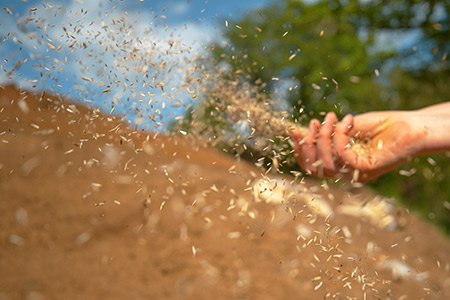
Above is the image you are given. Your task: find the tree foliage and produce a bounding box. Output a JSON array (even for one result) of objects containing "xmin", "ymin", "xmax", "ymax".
[
  {"xmin": 214, "ymin": 0, "xmax": 448, "ymax": 115},
  {"xmin": 178, "ymin": 0, "xmax": 450, "ymax": 231}
]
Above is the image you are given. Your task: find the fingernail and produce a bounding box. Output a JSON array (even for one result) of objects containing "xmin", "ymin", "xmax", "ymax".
[
  {"xmin": 311, "ymin": 120, "xmax": 320, "ymax": 130},
  {"xmin": 343, "ymin": 114, "xmax": 352, "ymax": 122}
]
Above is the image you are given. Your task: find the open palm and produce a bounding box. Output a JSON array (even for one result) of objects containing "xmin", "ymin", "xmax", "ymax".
[{"xmin": 291, "ymin": 111, "xmax": 427, "ymax": 182}]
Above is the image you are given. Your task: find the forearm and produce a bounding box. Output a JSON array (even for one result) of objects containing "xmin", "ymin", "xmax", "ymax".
[
  {"xmin": 417, "ymin": 101, "xmax": 450, "ymax": 114},
  {"xmin": 411, "ymin": 103, "xmax": 450, "ymax": 154}
]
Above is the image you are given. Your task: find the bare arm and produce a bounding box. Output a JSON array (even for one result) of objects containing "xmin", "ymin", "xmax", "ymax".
[{"xmin": 414, "ymin": 102, "xmax": 450, "ymax": 154}]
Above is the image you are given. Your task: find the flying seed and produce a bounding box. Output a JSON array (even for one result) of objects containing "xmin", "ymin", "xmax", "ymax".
[
  {"xmin": 3, "ymin": 7, "xmax": 12, "ymax": 15},
  {"xmin": 314, "ymin": 281, "xmax": 323, "ymax": 290}
]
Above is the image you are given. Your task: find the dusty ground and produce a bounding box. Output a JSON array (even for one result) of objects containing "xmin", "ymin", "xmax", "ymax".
[{"xmin": 0, "ymin": 85, "xmax": 449, "ymax": 300}]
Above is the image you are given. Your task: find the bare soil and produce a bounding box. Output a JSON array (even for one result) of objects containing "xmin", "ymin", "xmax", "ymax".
[{"xmin": 0, "ymin": 85, "xmax": 449, "ymax": 300}]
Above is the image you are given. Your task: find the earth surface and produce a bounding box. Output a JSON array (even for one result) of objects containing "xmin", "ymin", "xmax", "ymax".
[{"xmin": 0, "ymin": 85, "xmax": 449, "ymax": 299}]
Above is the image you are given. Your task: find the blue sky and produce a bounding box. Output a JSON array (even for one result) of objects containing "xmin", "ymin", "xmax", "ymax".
[
  {"xmin": 1, "ymin": 0, "xmax": 441, "ymax": 131},
  {"xmin": 3, "ymin": 0, "xmax": 272, "ymax": 20},
  {"xmin": 0, "ymin": 0, "xmax": 272, "ymax": 130}
]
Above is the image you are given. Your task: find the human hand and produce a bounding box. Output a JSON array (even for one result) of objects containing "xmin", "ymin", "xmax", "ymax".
[{"xmin": 291, "ymin": 111, "xmax": 428, "ymax": 182}]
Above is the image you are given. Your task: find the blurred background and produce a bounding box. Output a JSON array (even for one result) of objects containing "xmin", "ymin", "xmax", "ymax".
[
  {"xmin": 1, "ymin": 0, "xmax": 449, "ymax": 232},
  {"xmin": 177, "ymin": 0, "xmax": 450, "ymax": 233}
]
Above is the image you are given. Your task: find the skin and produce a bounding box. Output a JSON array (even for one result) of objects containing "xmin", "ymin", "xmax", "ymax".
[{"xmin": 291, "ymin": 102, "xmax": 450, "ymax": 183}]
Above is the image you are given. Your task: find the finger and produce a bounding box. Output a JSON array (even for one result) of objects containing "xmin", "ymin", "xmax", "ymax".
[
  {"xmin": 333, "ymin": 114, "xmax": 357, "ymax": 167},
  {"xmin": 317, "ymin": 112, "xmax": 338, "ymax": 175},
  {"xmin": 291, "ymin": 128, "xmax": 303, "ymax": 145},
  {"xmin": 291, "ymin": 129, "xmax": 303, "ymax": 162},
  {"xmin": 300, "ymin": 119, "xmax": 320, "ymax": 175},
  {"xmin": 291, "ymin": 128, "xmax": 308, "ymax": 172}
]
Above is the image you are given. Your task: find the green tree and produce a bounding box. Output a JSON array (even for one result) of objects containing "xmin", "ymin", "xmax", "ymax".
[
  {"xmin": 213, "ymin": 0, "xmax": 448, "ymax": 115},
  {"xmin": 177, "ymin": 0, "xmax": 450, "ymax": 231}
]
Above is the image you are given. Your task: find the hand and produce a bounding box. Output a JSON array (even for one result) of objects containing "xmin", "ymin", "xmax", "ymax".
[{"xmin": 291, "ymin": 111, "xmax": 428, "ymax": 183}]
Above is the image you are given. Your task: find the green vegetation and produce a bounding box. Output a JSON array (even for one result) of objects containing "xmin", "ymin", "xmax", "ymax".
[{"xmin": 175, "ymin": 0, "xmax": 450, "ymax": 232}]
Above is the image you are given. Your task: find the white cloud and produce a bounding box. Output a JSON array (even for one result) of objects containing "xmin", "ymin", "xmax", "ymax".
[
  {"xmin": 171, "ymin": 1, "xmax": 190, "ymax": 16},
  {"xmin": 1, "ymin": 0, "xmax": 221, "ymax": 130}
]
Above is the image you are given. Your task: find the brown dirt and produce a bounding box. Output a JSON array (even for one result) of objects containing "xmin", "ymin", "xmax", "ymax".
[{"xmin": 0, "ymin": 85, "xmax": 449, "ymax": 300}]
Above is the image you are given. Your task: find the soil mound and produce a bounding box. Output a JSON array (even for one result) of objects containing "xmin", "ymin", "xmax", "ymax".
[{"xmin": 0, "ymin": 85, "xmax": 449, "ymax": 299}]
